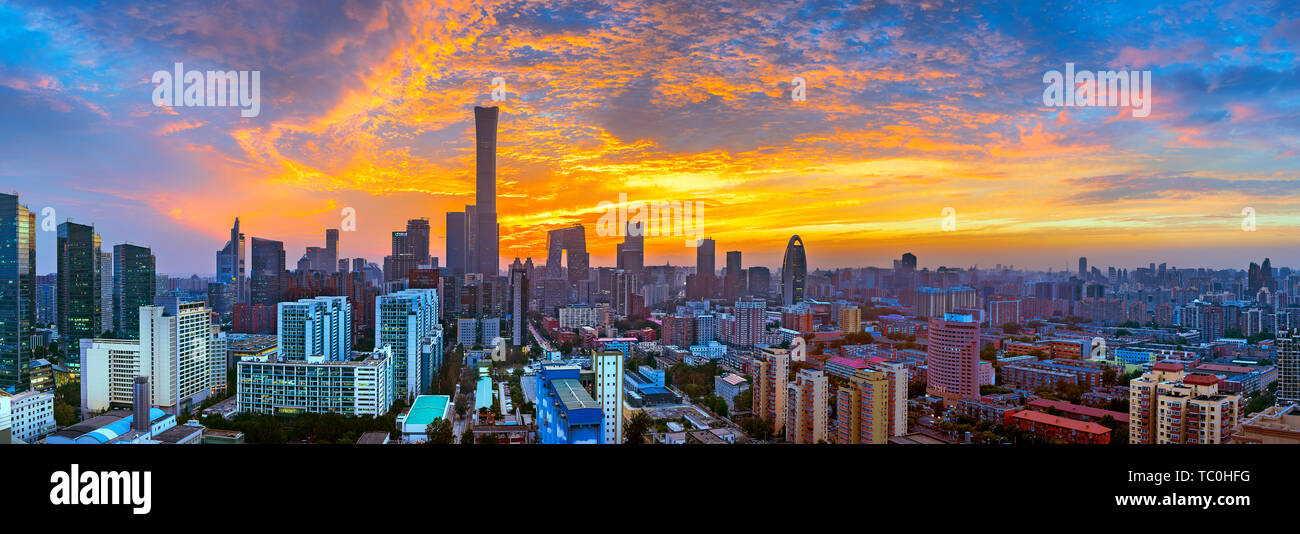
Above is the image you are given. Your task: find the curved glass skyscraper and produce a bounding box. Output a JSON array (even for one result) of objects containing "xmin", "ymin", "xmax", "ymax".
[{"xmin": 781, "ymin": 235, "xmax": 806, "ymax": 306}]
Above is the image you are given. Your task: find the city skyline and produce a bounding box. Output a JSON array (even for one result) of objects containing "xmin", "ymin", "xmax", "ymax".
[{"xmin": 3, "ymin": 0, "xmax": 1298, "ymax": 275}]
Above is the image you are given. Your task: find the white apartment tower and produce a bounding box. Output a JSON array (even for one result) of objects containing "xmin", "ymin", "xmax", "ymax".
[
  {"xmin": 278, "ymin": 296, "xmax": 352, "ymax": 362},
  {"xmin": 594, "ymin": 351, "xmax": 624, "ymax": 444}
]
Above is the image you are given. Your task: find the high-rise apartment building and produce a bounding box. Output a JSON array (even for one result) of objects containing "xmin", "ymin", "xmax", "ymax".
[
  {"xmin": 57, "ymin": 221, "xmax": 100, "ymax": 355},
  {"xmin": 376, "ymin": 289, "xmax": 441, "ymax": 401},
  {"xmin": 835, "ymin": 367, "xmax": 890, "ymax": 444},
  {"xmin": 278, "ymin": 296, "xmax": 352, "ymax": 362},
  {"xmin": 839, "ymin": 305, "xmax": 861, "ymax": 334},
  {"xmin": 926, "ymin": 313, "xmax": 981, "ymax": 400},
  {"xmin": 733, "ymin": 299, "xmax": 767, "ymax": 347},
  {"xmin": 753, "ymin": 346, "xmax": 790, "ymax": 436},
  {"xmin": 786, "ymin": 368, "xmax": 827, "ymax": 444},
  {"xmin": 113, "ymin": 243, "xmax": 156, "ymax": 339},
  {"xmin": 593, "ymin": 351, "xmax": 624, "ymax": 444},
  {"xmin": 0, "ymin": 193, "xmax": 36, "ymax": 393},
  {"xmin": 1129, "ymin": 362, "xmax": 1242, "ymax": 444},
  {"xmin": 1278, "ymin": 329, "xmax": 1300, "ymax": 405}
]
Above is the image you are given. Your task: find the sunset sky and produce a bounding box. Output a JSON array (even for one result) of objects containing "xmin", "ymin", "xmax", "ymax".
[{"xmin": 2, "ymin": 0, "xmax": 1298, "ymax": 276}]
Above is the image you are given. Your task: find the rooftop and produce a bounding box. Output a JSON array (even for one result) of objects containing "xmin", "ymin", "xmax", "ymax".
[
  {"xmin": 404, "ymin": 395, "xmax": 451, "ymax": 428},
  {"xmin": 552, "ymin": 378, "xmax": 600, "ymax": 411},
  {"xmin": 1012, "ymin": 410, "xmax": 1111, "ymax": 435}
]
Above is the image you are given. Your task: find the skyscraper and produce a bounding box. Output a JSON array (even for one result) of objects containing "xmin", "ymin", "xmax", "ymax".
[
  {"xmin": 0, "ymin": 193, "xmax": 36, "ymax": 393},
  {"xmin": 97, "ymin": 252, "xmax": 113, "ymax": 336},
  {"xmin": 446, "ymin": 211, "xmax": 466, "ymax": 277},
  {"xmin": 616, "ymin": 220, "xmax": 644, "ymax": 276},
  {"xmin": 250, "ymin": 238, "xmax": 285, "ymax": 305},
  {"xmin": 472, "ymin": 106, "xmax": 500, "ymax": 277},
  {"xmin": 925, "ymin": 313, "xmax": 980, "ymax": 400},
  {"xmin": 781, "ymin": 235, "xmax": 806, "ymax": 306},
  {"xmin": 57, "ymin": 221, "xmax": 100, "ymax": 355},
  {"xmin": 1078, "ymin": 257, "xmax": 1087, "ymax": 278},
  {"xmin": 509, "ymin": 262, "xmax": 528, "ymax": 346},
  {"xmin": 695, "ymin": 238, "xmax": 715, "ymax": 299},
  {"xmin": 113, "ymin": 244, "xmax": 156, "ymax": 339},
  {"xmin": 325, "ymin": 229, "xmax": 339, "ymax": 273},
  {"xmin": 216, "ymin": 218, "xmax": 245, "ymax": 305},
  {"xmin": 747, "ymin": 266, "xmax": 770, "ymax": 299},
  {"xmin": 724, "ymin": 250, "xmax": 741, "ymax": 301},
  {"xmin": 385, "ymin": 219, "xmax": 433, "ymax": 282},
  {"xmin": 546, "ymin": 225, "xmax": 589, "ymax": 283}
]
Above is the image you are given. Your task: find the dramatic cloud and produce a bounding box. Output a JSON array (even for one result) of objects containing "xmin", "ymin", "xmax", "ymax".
[{"xmin": 2, "ymin": 0, "xmax": 1298, "ymax": 273}]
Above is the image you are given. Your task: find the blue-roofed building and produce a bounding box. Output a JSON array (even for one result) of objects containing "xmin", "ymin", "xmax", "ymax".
[
  {"xmin": 397, "ymin": 394, "xmax": 451, "ymax": 442},
  {"xmin": 476, "ymin": 376, "xmax": 494, "ymax": 412},
  {"xmin": 45, "ymin": 408, "xmax": 174, "ymax": 444},
  {"xmin": 536, "ymin": 363, "xmax": 602, "ymax": 444}
]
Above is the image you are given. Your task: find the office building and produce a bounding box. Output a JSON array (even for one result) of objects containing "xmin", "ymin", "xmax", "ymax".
[
  {"xmin": 216, "ymin": 217, "xmax": 246, "ymax": 305},
  {"xmin": 747, "ymin": 266, "xmax": 770, "ymax": 298},
  {"xmin": 536, "ymin": 363, "xmax": 601, "ymax": 444},
  {"xmin": 237, "ymin": 347, "xmax": 394, "ymax": 417},
  {"xmin": 57, "ymin": 221, "xmax": 100, "ymax": 355},
  {"xmin": 781, "ymin": 235, "xmax": 807, "ymax": 306},
  {"xmin": 546, "ymin": 225, "xmax": 589, "ymax": 283},
  {"xmin": 509, "ymin": 263, "xmax": 528, "ymax": 345},
  {"xmin": 926, "ymin": 313, "xmax": 981, "ymax": 400},
  {"xmin": 8, "ymin": 389, "xmax": 55, "ymax": 443},
  {"xmin": 0, "ymin": 193, "xmax": 36, "ymax": 393},
  {"xmin": 113, "ymin": 243, "xmax": 155, "ymax": 339},
  {"xmin": 96, "ymin": 252, "xmax": 113, "ymax": 335},
  {"xmin": 250, "ymin": 237, "xmax": 285, "ymax": 305},
  {"xmin": 471, "ymin": 106, "xmax": 500, "ymax": 277},
  {"xmin": 446, "ymin": 211, "xmax": 467, "ymax": 277},
  {"xmin": 80, "ymin": 300, "xmax": 217, "ymax": 417}
]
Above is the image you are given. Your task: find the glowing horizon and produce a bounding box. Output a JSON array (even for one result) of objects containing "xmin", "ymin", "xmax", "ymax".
[{"xmin": 2, "ymin": 0, "xmax": 1298, "ymax": 275}]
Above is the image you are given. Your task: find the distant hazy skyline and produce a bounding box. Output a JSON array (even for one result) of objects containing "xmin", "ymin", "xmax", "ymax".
[{"xmin": 3, "ymin": 0, "xmax": 1298, "ymax": 275}]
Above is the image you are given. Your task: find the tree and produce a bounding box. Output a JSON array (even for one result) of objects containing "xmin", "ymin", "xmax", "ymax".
[
  {"xmin": 625, "ymin": 411, "xmax": 652, "ymax": 444},
  {"xmin": 460, "ymin": 429, "xmax": 474, "ymax": 444},
  {"xmin": 732, "ymin": 387, "xmax": 753, "ymax": 413},
  {"xmin": 1001, "ymin": 322, "xmax": 1021, "ymax": 334},
  {"xmin": 425, "ymin": 417, "xmax": 454, "ymax": 444},
  {"xmin": 739, "ymin": 417, "xmax": 774, "ymax": 440}
]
